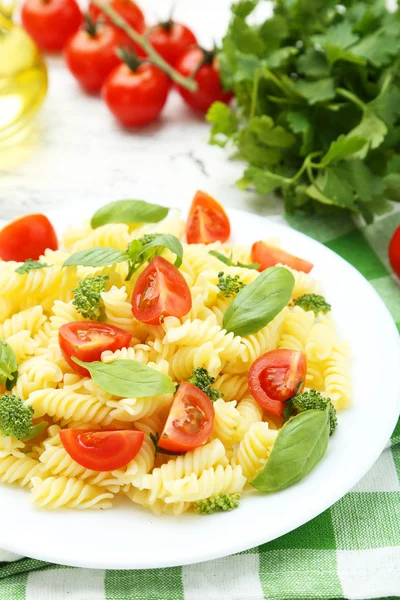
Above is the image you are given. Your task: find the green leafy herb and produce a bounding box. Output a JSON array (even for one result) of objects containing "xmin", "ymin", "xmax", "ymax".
[
  {"xmin": 209, "ymin": 250, "xmax": 260, "ymax": 270},
  {"xmin": 188, "ymin": 368, "xmax": 224, "ymax": 402},
  {"xmin": 73, "ymin": 275, "xmax": 109, "ymax": 320},
  {"xmin": 63, "ymin": 247, "xmax": 126, "ymax": 268},
  {"xmin": 293, "ymin": 293, "xmax": 331, "ymax": 315},
  {"xmin": 217, "ymin": 271, "xmax": 245, "ymax": 298},
  {"xmin": 5, "ymin": 370, "xmax": 18, "ymax": 392},
  {"xmin": 194, "ymin": 493, "xmax": 241, "ymax": 514},
  {"xmin": 72, "ymin": 358, "xmax": 176, "ymax": 398},
  {"xmin": 15, "ymin": 260, "xmax": 50, "ymax": 274},
  {"xmin": 91, "ymin": 200, "xmax": 169, "ymax": 229},
  {"xmin": 291, "ymin": 389, "xmax": 337, "ymax": 436},
  {"xmin": 208, "ymin": 0, "xmax": 400, "ymax": 223},
  {"xmin": 251, "ymin": 408, "xmax": 330, "ymax": 492},
  {"xmin": 0, "ymin": 339, "xmax": 18, "ymax": 391},
  {"xmin": 23, "ymin": 421, "xmax": 48, "ymax": 441},
  {"xmin": 223, "ymin": 266, "xmax": 294, "ymax": 336}
]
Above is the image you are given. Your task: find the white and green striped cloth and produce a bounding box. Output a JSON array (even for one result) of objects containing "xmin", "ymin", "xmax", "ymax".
[{"xmin": 0, "ymin": 210, "xmax": 399, "ymax": 600}]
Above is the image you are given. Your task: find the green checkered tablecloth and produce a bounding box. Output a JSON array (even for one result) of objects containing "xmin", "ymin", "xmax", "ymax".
[{"xmin": 0, "ymin": 210, "xmax": 399, "ymax": 600}]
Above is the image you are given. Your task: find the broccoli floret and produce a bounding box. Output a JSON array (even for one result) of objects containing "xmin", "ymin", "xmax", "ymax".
[
  {"xmin": 194, "ymin": 493, "xmax": 241, "ymax": 514},
  {"xmin": 188, "ymin": 368, "xmax": 224, "ymax": 402},
  {"xmin": 0, "ymin": 394, "xmax": 34, "ymax": 440},
  {"xmin": 293, "ymin": 294, "xmax": 331, "ymax": 315},
  {"xmin": 217, "ymin": 271, "xmax": 245, "ymax": 298},
  {"xmin": 73, "ymin": 275, "xmax": 108, "ymax": 320},
  {"xmin": 292, "ymin": 389, "xmax": 337, "ymax": 436}
]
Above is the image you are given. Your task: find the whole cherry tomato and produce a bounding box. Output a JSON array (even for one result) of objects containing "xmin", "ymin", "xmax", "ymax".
[
  {"xmin": 389, "ymin": 226, "xmax": 400, "ymax": 278},
  {"xmin": 89, "ymin": 0, "xmax": 146, "ymax": 56},
  {"xmin": 21, "ymin": 0, "xmax": 82, "ymax": 52},
  {"xmin": 0, "ymin": 214, "xmax": 58, "ymax": 261},
  {"xmin": 147, "ymin": 20, "xmax": 197, "ymax": 66},
  {"xmin": 65, "ymin": 15, "xmax": 123, "ymax": 93},
  {"xmin": 175, "ymin": 47, "xmax": 233, "ymax": 113}
]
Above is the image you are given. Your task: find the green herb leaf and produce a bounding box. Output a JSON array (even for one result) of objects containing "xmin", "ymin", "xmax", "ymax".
[
  {"xmin": 0, "ymin": 339, "xmax": 18, "ymax": 388},
  {"xmin": 23, "ymin": 421, "xmax": 48, "ymax": 441},
  {"xmin": 72, "ymin": 358, "xmax": 176, "ymax": 398},
  {"xmin": 321, "ymin": 135, "xmax": 367, "ymax": 165},
  {"xmin": 251, "ymin": 408, "xmax": 330, "ymax": 492},
  {"xmin": 223, "ymin": 266, "xmax": 294, "ymax": 336},
  {"xmin": 294, "ymin": 78, "xmax": 336, "ymax": 105},
  {"xmin": 5, "ymin": 369, "xmax": 18, "ymax": 391},
  {"xmin": 207, "ymin": 102, "xmax": 239, "ymax": 147},
  {"xmin": 238, "ymin": 165, "xmax": 290, "ymax": 194},
  {"xmin": 91, "ymin": 200, "xmax": 169, "ymax": 229},
  {"xmin": 63, "ymin": 247, "xmax": 127, "ymax": 268},
  {"xmin": 15, "ymin": 260, "xmax": 49, "ymax": 274},
  {"xmin": 209, "ymin": 250, "xmax": 259, "ymax": 270},
  {"xmin": 139, "ymin": 234, "xmax": 183, "ymax": 269}
]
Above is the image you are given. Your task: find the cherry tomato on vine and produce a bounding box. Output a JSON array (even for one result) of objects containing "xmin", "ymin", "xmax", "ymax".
[
  {"xmin": 158, "ymin": 382, "xmax": 214, "ymax": 453},
  {"xmin": 65, "ymin": 16, "xmax": 124, "ymax": 93},
  {"xmin": 0, "ymin": 214, "xmax": 58, "ymax": 261},
  {"xmin": 389, "ymin": 226, "xmax": 400, "ymax": 278},
  {"xmin": 58, "ymin": 321, "xmax": 132, "ymax": 376},
  {"xmin": 175, "ymin": 47, "xmax": 233, "ymax": 113},
  {"xmin": 248, "ymin": 349, "xmax": 307, "ymax": 418},
  {"xmin": 21, "ymin": 0, "xmax": 82, "ymax": 52},
  {"xmin": 186, "ymin": 190, "xmax": 231, "ymax": 244},
  {"xmin": 146, "ymin": 20, "xmax": 197, "ymax": 66},
  {"xmin": 131, "ymin": 256, "xmax": 192, "ymax": 325},
  {"xmin": 60, "ymin": 429, "xmax": 144, "ymax": 470},
  {"xmin": 89, "ymin": 0, "xmax": 146, "ymax": 56},
  {"xmin": 103, "ymin": 51, "xmax": 170, "ymax": 127},
  {"xmin": 251, "ymin": 241, "xmax": 314, "ymax": 274}
]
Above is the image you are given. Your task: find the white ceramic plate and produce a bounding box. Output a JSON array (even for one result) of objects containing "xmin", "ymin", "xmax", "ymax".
[{"xmin": 1, "ymin": 204, "xmax": 399, "ymax": 570}]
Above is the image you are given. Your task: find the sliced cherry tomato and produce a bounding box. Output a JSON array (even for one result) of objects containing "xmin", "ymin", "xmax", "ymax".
[
  {"xmin": 131, "ymin": 256, "xmax": 192, "ymax": 325},
  {"xmin": 159, "ymin": 382, "xmax": 214, "ymax": 453},
  {"xmin": 21, "ymin": 0, "xmax": 82, "ymax": 52},
  {"xmin": 60, "ymin": 429, "xmax": 144, "ymax": 471},
  {"xmin": 186, "ymin": 190, "xmax": 231, "ymax": 244},
  {"xmin": 175, "ymin": 47, "xmax": 233, "ymax": 113},
  {"xmin": 0, "ymin": 214, "xmax": 58, "ymax": 262},
  {"xmin": 389, "ymin": 226, "xmax": 400, "ymax": 278},
  {"xmin": 88, "ymin": 0, "xmax": 145, "ymax": 56},
  {"xmin": 147, "ymin": 21, "xmax": 197, "ymax": 66},
  {"xmin": 251, "ymin": 241, "xmax": 314, "ymax": 273},
  {"xmin": 103, "ymin": 58, "xmax": 170, "ymax": 128},
  {"xmin": 65, "ymin": 17, "xmax": 123, "ymax": 93},
  {"xmin": 248, "ymin": 349, "xmax": 307, "ymax": 418},
  {"xmin": 58, "ymin": 321, "xmax": 132, "ymax": 376}
]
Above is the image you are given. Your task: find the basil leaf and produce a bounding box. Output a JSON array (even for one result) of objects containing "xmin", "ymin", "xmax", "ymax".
[
  {"xmin": 209, "ymin": 250, "xmax": 260, "ymax": 271},
  {"xmin": 63, "ymin": 247, "xmax": 127, "ymax": 268},
  {"xmin": 91, "ymin": 200, "xmax": 169, "ymax": 229},
  {"xmin": 0, "ymin": 339, "xmax": 18, "ymax": 387},
  {"xmin": 140, "ymin": 234, "xmax": 183, "ymax": 268},
  {"xmin": 223, "ymin": 266, "xmax": 294, "ymax": 336},
  {"xmin": 72, "ymin": 358, "xmax": 176, "ymax": 397},
  {"xmin": 15, "ymin": 260, "xmax": 49, "ymax": 274},
  {"xmin": 237, "ymin": 261, "xmax": 260, "ymax": 270},
  {"xmin": 251, "ymin": 408, "xmax": 330, "ymax": 493},
  {"xmin": 5, "ymin": 369, "xmax": 18, "ymax": 391},
  {"xmin": 24, "ymin": 421, "xmax": 48, "ymax": 441}
]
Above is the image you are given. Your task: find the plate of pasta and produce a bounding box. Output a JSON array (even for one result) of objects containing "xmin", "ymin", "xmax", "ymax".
[{"xmin": 0, "ymin": 191, "xmax": 398, "ymax": 569}]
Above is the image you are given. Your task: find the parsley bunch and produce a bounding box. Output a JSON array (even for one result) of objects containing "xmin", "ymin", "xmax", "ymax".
[{"xmin": 207, "ymin": 0, "xmax": 400, "ymax": 223}]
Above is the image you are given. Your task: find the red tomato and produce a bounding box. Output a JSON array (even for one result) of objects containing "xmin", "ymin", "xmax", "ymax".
[
  {"xmin": 58, "ymin": 322, "xmax": 132, "ymax": 376},
  {"xmin": 65, "ymin": 19, "xmax": 124, "ymax": 93},
  {"xmin": 159, "ymin": 382, "xmax": 214, "ymax": 453},
  {"xmin": 0, "ymin": 214, "xmax": 58, "ymax": 262},
  {"xmin": 21, "ymin": 0, "xmax": 82, "ymax": 52},
  {"xmin": 175, "ymin": 47, "xmax": 233, "ymax": 113},
  {"xmin": 60, "ymin": 429, "xmax": 144, "ymax": 470},
  {"xmin": 251, "ymin": 241, "xmax": 314, "ymax": 274},
  {"xmin": 131, "ymin": 256, "xmax": 192, "ymax": 325},
  {"xmin": 389, "ymin": 226, "xmax": 400, "ymax": 278},
  {"xmin": 103, "ymin": 61, "xmax": 170, "ymax": 127},
  {"xmin": 248, "ymin": 349, "xmax": 307, "ymax": 418},
  {"xmin": 186, "ymin": 190, "xmax": 231, "ymax": 244},
  {"xmin": 89, "ymin": 0, "xmax": 145, "ymax": 56},
  {"xmin": 147, "ymin": 21, "xmax": 197, "ymax": 66}
]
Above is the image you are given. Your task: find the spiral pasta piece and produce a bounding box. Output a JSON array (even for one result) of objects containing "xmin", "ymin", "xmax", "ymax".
[
  {"xmin": 280, "ymin": 265, "xmax": 321, "ymax": 298},
  {"xmin": 101, "ymin": 344, "xmax": 151, "ymax": 365},
  {"xmin": 14, "ymin": 357, "xmax": 63, "ymax": 399},
  {"xmin": 125, "ymin": 486, "xmax": 190, "ymax": 516},
  {"xmin": 212, "ymin": 399, "xmax": 242, "ymax": 447},
  {"xmin": 213, "ymin": 373, "xmax": 250, "ymax": 402},
  {"xmin": 121, "ymin": 416, "xmax": 161, "ymax": 487},
  {"xmin": 0, "ymin": 306, "xmax": 46, "ymax": 339},
  {"xmin": 31, "ymin": 476, "xmax": 113, "ymax": 509},
  {"xmin": 164, "ymin": 464, "xmax": 246, "ymax": 503},
  {"xmin": 0, "ymin": 435, "xmax": 25, "ymax": 459},
  {"xmin": 7, "ymin": 331, "xmax": 38, "ymax": 362},
  {"xmin": 0, "ymin": 455, "xmax": 44, "ymax": 487},
  {"xmin": 278, "ymin": 306, "xmax": 315, "ymax": 351},
  {"xmin": 233, "ymin": 422, "xmax": 278, "ymax": 480},
  {"xmin": 101, "ymin": 286, "xmax": 138, "ymax": 335},
  {"xmin": 236, "ymin": 396, "xmax": 263, "ymax": 439},
  {"xmin": 323, "ymin": 341, "xmax": 352, "ymax": 409},
  {"xmin": 68, "ymin": 223, "xmax": 130, "ymax": 252}
]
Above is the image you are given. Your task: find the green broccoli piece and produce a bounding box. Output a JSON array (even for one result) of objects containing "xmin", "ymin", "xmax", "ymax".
[
  {"xmin": 293, "ymin": 294, "xmax": 331, "ymax": 316},
  {"xmin": 72, "ymin": 275, "xmax": 109, "ymax": 320},
  {"xmin": 292, "ymin": 389, "xmax": 337, "ymax": 436},
  {"xmin": 188, "ymin": 368, "xmax": 224, "ymax": 402},
  {"xmin": 194, "ymin": 493, "xmax": 241, "ymax": 514},
  {"xmin": 0, "ymin": 394, "xmax": 34, "ymax": 440},
  {"xmin": 217, "ymin": 271, "xmax": 245, "ymax": 298}
]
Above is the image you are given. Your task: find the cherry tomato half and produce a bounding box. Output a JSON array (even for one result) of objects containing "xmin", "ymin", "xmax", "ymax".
[
  {"xmin": 158, "ymin": 382, "xmax": 214, "ymax": 453},
  {"xmin": 147, "ymin": 21, "xmax": 197, "ymax": 66},
  {"xmin": 131, "ymin": 256, "xmax": 192, "ymax": 325},
  {"xmin": 175, "ymin": 47, "xmax": 233, "ymax": 113},
  {"xmin": 186, "ymin": 190, "xmax": 231, "ymax": 244},
  {"xmin": 89, "ymin": 0, "xmax": 145, "ymax": 56},
  {"xmin": 21, "ymin": 0, "xmax": 82, "ymax": 52},
  {"xmin": 389, "ymin": 226, "xmax": 400, "ymax": 278},
  {"xmin": 103, "ymin": 61, "xmax": 170, "ymax": 128},
  {"xmin": 65, "ymin": 19, "xmax": 123, "ymax": 93},
  {"xmin": 58, "ymin": 321, "xmax": 132, "ymax": 376},
  {"xmin": 60, "ymin": 428, "xmax": 144, "ymax": 470},
  {"xmin": 0, "ymin": 214, "xmax": 58, "ymax": 262},
  {"xmin": 248, "ymin": 349, "xmax": 307, "ymax": 417},
  {"xmin": 251, "ymin": 241, "xmax": 314, "ymax": 274}
]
